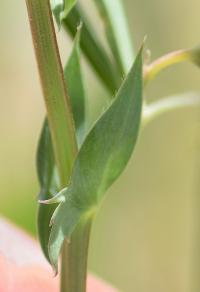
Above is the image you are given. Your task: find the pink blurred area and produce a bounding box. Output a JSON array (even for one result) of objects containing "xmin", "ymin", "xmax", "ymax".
[{"xmin": 0, "ymin": 218, "xmax": 117, "ymax": 292}]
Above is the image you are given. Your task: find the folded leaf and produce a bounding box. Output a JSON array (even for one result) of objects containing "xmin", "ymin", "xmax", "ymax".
[
  {"xmin": 37, "ymin": 30, "xmax": 85, "ymax": 262},
  {"xmin": 49, "ymin": 46, "xmax": 143, "ymax": 271}
]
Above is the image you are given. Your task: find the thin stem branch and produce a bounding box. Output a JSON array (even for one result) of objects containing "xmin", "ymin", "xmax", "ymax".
[
  {"xmin": 144, "ymin": 49, "xmax": 190, "ymax": 85},
  {"xmin": 142, "ymin": 93, "xmax": 200, "ymax": 127},
  {"xmin": 94, "ymin": 0, "xmax": 134, "ymax": 75}
]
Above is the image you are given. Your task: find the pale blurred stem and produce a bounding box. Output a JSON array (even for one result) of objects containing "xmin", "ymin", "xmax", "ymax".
[
  {"xmin": 25, "ymin": 1, "xmax": 91, "ymax": 292},
  {"xmin": 144, "ymin": 49, "xmax": 191, "ymax": 85},
  {"xmin": 142, "ymin": 93, "xmax": 200, "ymax": 127}
]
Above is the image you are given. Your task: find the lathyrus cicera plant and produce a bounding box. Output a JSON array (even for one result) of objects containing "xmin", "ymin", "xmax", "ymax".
[{"xmin": 25, "ymin": 0, "xmax": 200, "ymax": 291}]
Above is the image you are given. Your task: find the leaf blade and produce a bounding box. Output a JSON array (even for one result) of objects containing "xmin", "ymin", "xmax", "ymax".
[
  {"xmin": 37, "ymin": 119, "xmax": 59, "ymax": 262},
  {"xmin": 49, "ymin": 46, "xmax": 143, "ymax": 271},
  {"xmin": 64, "ymin": 27, "xmax": 85, "ymax": 146},
  {"xmin": 62, "ymin": 5, "xmax": 120, "ymax": 94}
]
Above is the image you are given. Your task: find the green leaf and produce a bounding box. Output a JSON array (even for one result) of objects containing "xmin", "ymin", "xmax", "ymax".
[
  {"xmin": 62, "ymin": 5, "xmax": 120, "ymax": 94},
  {"xmin": 37, "ymin": 120, "xmax": 59, "ymax": 262},
  {"xmin": 48, "ymin": 46, "xmax": 143, "ymax": 271},
  {"xmin": 64, "ymin": 26, "xmax": 85, "ymax": 146},
  {"xmin": 93, "ymin": 0, "xmax": 134, "ymax": 76},
  {"xmin": 37, "ymin": 30, "xmax": 85, "ymax": 262},
  {"xmin": 63, "ymin": 0, "xmax": 77, "ymax": 18},
  {"xmin": 36, "ymin": 119, "xmax": 58, "ymax": 197},
  {"xmin": 51, "ymin": 0, "xmax": 77, "ymax": 26}
]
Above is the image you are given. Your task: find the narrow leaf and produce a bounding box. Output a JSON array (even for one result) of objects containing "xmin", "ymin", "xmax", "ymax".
[
  {"xmin": 93, "ymin": 0, "xmax": 134, "ymax": 75},
  {"xmin": 62, "ymin": 5, "xmax": 120, "ymax": 94},
  {"xmin": 36, "ymin": 119, "xmax": 57, "ymax": 196},
  {"xmin": 64, "ymin": 26, "xmax": 85, "ymax": 146},
  {"xmin": 37, "ymin": 120, "xmax": 59, "ymax": 262},
  {"xmin": 49, "ymin": 46, "xmax": 143, "ymax": 271}
]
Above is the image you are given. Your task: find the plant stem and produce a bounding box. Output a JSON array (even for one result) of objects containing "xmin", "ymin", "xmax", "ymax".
[
  {"xmin": 94, "ymin": 0, "xmax": 135, "ymax": 75},
  {"xmin": 61, "ymin": 218, "xmax": 92, "ymax": 292},
  {"xmin": 144, "ymin": 49, "xmax": 190, "ymax": 85},
  {"xmin": 142, "ymin": 93, "xmax": 200, "ymax": 127},
  {"xmin": 25, "ymin": 0, "xmax": 77, "ymax": 186},
  {"xmin": 25, "ymin": 1, "xmax": 91, "ymax": 291}
]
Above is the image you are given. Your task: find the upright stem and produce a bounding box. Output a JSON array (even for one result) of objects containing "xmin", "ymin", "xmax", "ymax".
[
  {"xmin": 25, "ymin": 1, "xmax": 90, "ymax": 291},
  {"xmin": 26, "ymin": 0, "xmax": 77, "ymax": 186},
  {"xmin": 61, "ymin": 219, "xmax": 92, "ymax": 292}
]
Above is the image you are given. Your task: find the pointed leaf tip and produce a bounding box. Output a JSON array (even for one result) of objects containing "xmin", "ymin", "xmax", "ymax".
[
  {"xmin": 39, "ymin": 188, "xmax": 66, "ymax": 205},
  {"xmin": 51, "ymin": 0, "xmax": 77, "ymax": 26}
]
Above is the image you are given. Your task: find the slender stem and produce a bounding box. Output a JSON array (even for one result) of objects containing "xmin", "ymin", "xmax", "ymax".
[
  {"xmin": 26, "ymin": 0, "xmax": 78, "ymax": 186},
  {"xmin": 142, "ymin": 93, "xmax": 200, "ymax": 127},
  {"xmin": 144, "ymin": 49, "xmax": 190, "ymax": 85},
  {"xmin": 25, "ymin": 1, "xmax": 91, "ymax": 292},
  {"xmin": 61, "ymin": 219, "xmax": 92, "ymax": 292},
  {"xmin": 94, "ymin": 0, "xmax": 135, "ymax": 75}
]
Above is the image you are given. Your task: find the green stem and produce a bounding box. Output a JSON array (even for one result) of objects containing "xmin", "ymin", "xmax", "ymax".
[
  {"xmin": 61, "ymin": 218, "xmax": 92, "ymax": 292},
  {"xmin": 144, "ymin": 49, "xmax": 190, "ymax": 85},
  {"xmin": 25, "ymin": 0, "xmax": 77, "ymax": 186},
  {"xmin": 144, "ymin": 47, "xmax": 200, "ymax": 85},
  {"xmin": 25, "ymin": 1, "xmax": 91, "ymax": 291},
  {"xmin": 93, "ymin": 0, "xmax": 134, "ymax": 76}
]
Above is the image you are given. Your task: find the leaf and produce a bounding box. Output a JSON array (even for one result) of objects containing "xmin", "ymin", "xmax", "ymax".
[
  {"xmin": 64, "ymin": 26, "xmax": 85, "ymax": 146},
  {"xmin": 62, "ymin": 4, "xmax": 120, "ymax": 94},
  {"xmin": 36, "ymin": 119, "xmax": 59, "ymax": 198},
  {"xmin": 37, "ymin": 120, "xmax": 59, "ymax": 262},
  {"xmin": 48, "ymin": 46, "xmax": 143, "ymax": 271},
  {"xmin": 37, "ymin": 30, "xmax": 85, "ymax": 262},
  {"xmin": 51, "ymin": 0, "xmax": 77, "ymax": 26},
  {"xmin": 93, "ymin": 0, "xmax": 134, "ymax": 76}
]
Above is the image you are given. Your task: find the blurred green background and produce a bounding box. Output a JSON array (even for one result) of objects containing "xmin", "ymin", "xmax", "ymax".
[{"xmin": 1, "ymin": 1, "xmax": 200, "ymax": 291}]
